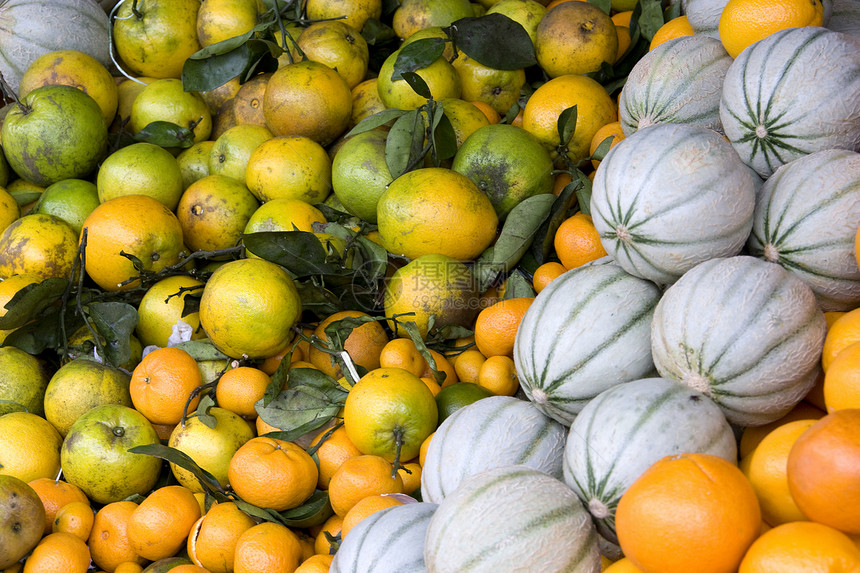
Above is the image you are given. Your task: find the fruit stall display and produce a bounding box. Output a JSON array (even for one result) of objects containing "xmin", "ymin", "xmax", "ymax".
[{"xmin": 1, "ymin": 0, "xmax": 860, "ymax": 571}]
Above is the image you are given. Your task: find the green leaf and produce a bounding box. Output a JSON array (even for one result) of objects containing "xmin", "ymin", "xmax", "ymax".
[
  {"xmin": 385, "ymin": 110, "xmax": 425, "ymax": 179},
  {"xmin": 398, "ymin": 321, "xmax": 446, "ymax": 386},
  {"xmin": 3, "ymin": 305, "xmax": 71, "ymax": 356},
  {"xmin": 587, "ymin": 0, "xmax": 611, "ymax": 14},
  {"xmin": 255, "ymin": 382, "xmax": 344, "ymax": 442},
  {"xmin": 232, "ymin": 499, "xmax": 287, "ymax": 525},
  {"xmin": 8, "ymin": 189, "xmax": 42, "ymax": 209},
  {"xmin": 489, "ymin": 194, "xmax": 556, "ymax": 270},
  {"xmin": 637, "ymin": 0, "xmax": 667, "ymax": 41},
  {"xmin": 278, "ymin": 490, "xmax": 333, "ymax": 528},
  {"xmin": 0, "ymin": 278, "xmax": 67, "ymax": 330},
  {"xmin": 128, "ymin": 443, "xmax": 228, "ymax": 497},
  {"xmin": 243, "ymin": 231, "xmax": 351, "ymax": 277},
  {"xmin": 133, "ymin": 121, "xmax": 197, "ymax": 149},
  {"xmin": 289, "ymin": 368, "xmax": 349, "ymax": 402},
  {"xmin": 194, "ymin": 393, "xmax": 218, "ymax": 429},
  {"xmin": 400, "ymin": 71, "xmax": 432, "ymax": 100},
  {"xmin": 345, "ymin": 108, "xmax": 409, "ymax": 137},
  {"xmin": 590, "ymin": 134, "xmax": 616, "ymax": 163},
  {"xmin": 353, "ymin": 236, "xmax": 388, "ymax": 282},
  {"xmin": 447, "ymin": 14, "xmax": 537, "ymax": 70},
  {"xmin": 87, "ymin": 302, "xmax": 139, "ymax": 370},
  {"xmin": 172, "ymin": 339, "xmax": 230, "ymax": 362},
  {"xmin": 391, "ymin": 38, "xmax": 446, "ymax": 81},
  {"xmin": 362, "ymin": 17, "xmax": 397, "ymax": 45},
  {"xmin": 501, "ymin": 269, "xmax": 536, "ymax": 299},
  {"xmin": 529, "ymin": 175, "xmax": 581, "ymax": 263},
  {"xmin": 430, "ymin": 110, "xmax": 458, "ymax": 164},
  {"xmin": 558, "ymin": 105, "xmax": 578, "ymax": 147},
  {"xmin": 295, "ymin": 282, "xmax": 346, "ymax": 317},
  {"xmin": 575, "ymin": 171, "xmax": 594, "ymax": 216}
]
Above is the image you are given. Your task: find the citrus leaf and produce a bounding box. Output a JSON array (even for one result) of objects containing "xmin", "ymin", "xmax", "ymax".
[
  {"xmin": 194, "ymin": 394, "xmax": 218, "ymax": 429},
  {"xmin": 88, "ymin": 302, "xmax": 139, "ymax": 369},
  {"xmin": 255, "ymin": 384, "xmax": 342, "ymax": 441},
  {"xmin": 398, "ymin": 320, "xmax": 445, "ymax": 386},
  {"xmin": 133, "ymin": 120, "xmax": 197, "ymax": 149},
  {"xmin": 0, "ymin": 277, "xmax": 67, "ymax": 330},
  {"xmin": 587, "ymin": 0, "xmax": 611, "ymax": 14},
  {"xmin": 489, "ymin": 193, "xmax": 556, "ymax": 270},
  {"xmin": 430, "ymin": 110, "xmax": 457, "ymax": 164},
  {"xmin": 346, "ymin": 108, "xmax": 408, "ymax": 137},
  {"xmin": 386, "ymin": 110, "xmax": 425, "ymax": 178},
  {"xmin": 401, "ymin": 71, "xmax": 432, "ymax": 99},
  {"xmin": 575, "ymin": 170, "xmax": 594, "ymax": 216},
  {"xmin": 590, "ymin": 134, "xmax": 616, "ymax": 163},
  {"xmin": 288, "ymin": 368, "xmax": 349, "ymax": 403},
  {"xmin": 391, "ymin": 38, "xmax": 445, "ymax": 81},
  {"xmin": 529, "ymin": 175, "xmax": 581, "ymax": 263},
  {"xmin": 637, "ymin": 0, "xmax": 667, "ymax": 41},
  {"xmin": 294, "ymin": 282, "xmax": 347, "ymax": 317},
  {"xmin": 501, "ymin": 269, "xmax": 536, "ymax": 300},
  {"xmin": 172, "ymin": 339, "xmax": 230, "ymax": 362},
  {"xmin": 447, "ymin": 14, "xmax": 536, "ymax": 70},
  {"xmin": 362, "ymin": 17, "xmax": 397, "ymax": 45},
  {"xmin": 558, "ymin": 105, "xmax": 578, "ymax": 148},
  {"xmin": 278, "ymin": 490, "xmax": 333, "ymax": 527},
  {"xmin": 243, "ymin": 231, "xmax": 351, "ymax": 277},
  {"xmin": 128, "ymin": 443, "xmax": 228, "ymax": 498},
  {"xmin": 232, "ymin": 499, "xmax": 287, "ymax": 525},
  {"xmin": 4, "ymin": 305, "xmax": 74, "ymax": 356}
]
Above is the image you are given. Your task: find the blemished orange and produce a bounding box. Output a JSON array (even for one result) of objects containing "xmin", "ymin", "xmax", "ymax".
[
  {"xmin": 186, "ymin": 501, "xmax": 256, "ymax": 573},
  {"xmin": 52, "ymin": 501, "xmax": 95, "ymax": 541},
  {"xmin": 127, "ymin": 485, "xmax": 202, "ymax": 561},
  {"xmin": 134, "ymin": 274, "xmax": 205, "ymax": 349},
  {"xmin": 309, "ymin": 426, "xmax": 363, "ymax": 490},
  {"xmin": 824, "ymin": 341, "xmax": 860, "ymax": 412},
  {"xmin": 649, "ymin": 15, "xmax": 694, "ymax": 50},
  {"xmin": 228, "ymin": 437, "xmax": 318, "ymax": 511},
  {"xmin": 554, "ymin": 212, "xmax": 608, "ymax": 269},
  {"xmin": 741, "ymin": 419, "xmax": 817, "ymax": 526},
  {"xmin": 307, "ymin": 310, "xmax": 389, "ymax": 380},
  {"xmin": 473, "ymin": 297, "xmax": 534, "ymax": 357},
  {"xmin": 532, "ymin": 261, "xmax": 566, "ymax": 293},
  {"xmin": 477, "ymin": 355, "xmax": 520, "ymax": 396},
  {"xmin": 295, "ymin": 554, "xmax": 334, "ymax": 572},
  {"xmin": 27, "ymin": 478, "xmax": 89, "ymax": 536},
  {"xmin": 327, "ymin": 454, "xmax": 405, "ymax": 517},
  {"xmin": 341, "ymin": 495, "xmax": 405, "ymax": 538},
  {"xmin": 215, "ymin": 366, "xmax": 271, "ymax": 419},
  {"xmin": 719, "ymin": 0, "xmax": 824, "ymax": 59},
  {"xmin": 739, "ymin": 400, "xmax": 825, "ymax": 458},
  {"xmin": 88, "ymin": 501, "xmax": 148, "ymax": 572},
  {"xmin": 129, "ymin": 346, "xmax": 203, "ymax": 426},
  {"xmin": 615, "ymin": 453, "xmax": 762, "ymax": 573},
  {"xmin": 314, "ymin": 513, "xmax": 344, "ymax": 555},
  {"xmin": 739, "ymin": 521, "xmax": 860, "ymax": 572},
  {"xmin": 453, "ymin": 349, "xmax": 487, "ymax": 384},
  {"xmin": 823, "ymin": 307, "xmax": 860, "ymax": 371},
  {"xmin": 787, "ymin": 409, "xmax": 860, "ymax": 534},
  {"xmin": 22, "ymin": 531, "xmax": 91, "ymax": 573},
  {"xmin": 378, "ymin": 338, "xmax": 427, "ymax": 378},
  {"xmin": 233, "ymin": 522, "xmax": 304, "ymax": 573}
]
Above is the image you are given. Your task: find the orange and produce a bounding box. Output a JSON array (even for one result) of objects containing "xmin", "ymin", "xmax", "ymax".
[
  {"xmin": 739, "ymin": 521, "xmax": 860, "ymax": 572},
  {"xmin": 32, "ymin": 179, "xmax": 100, "ymax": 236},
  {"xmin": 208, "ymin": 123, "xmax": 272, "ymax": 184},
  {"xmin": 127, "ymin": 485, "xmax": 202, "ymax": 561},
  {"xmin": 313, "ymin": 513, "xmax": 343, "ymax": 555},
  {"xmin": 196, "ymin": 0, "xmax": 264, "ymax": 47},
  {"xmin": 554, "ymin": 212, "xmax": 608, "ymax": 269},
  {"xmin": 377, "ymin": 48, "xmax": 462, "ymax": 111},
  {"xmin": 243, "ymin": 198, "xmax": 326, "ymax": 237},
  {"xmin": 341, "ymin": 495, "xmax": 404, "ymax": 538},
  {"xmin": 534, "ymin": 1, "xmax": 618, "ymax": 77},
  {"xmin": 177, "ymin": 141, "xmax": 215, "ymax": 189},
  {"xmin": 305, "ymin": 0, "xmax": 382, "ymax": 31},
  {"xmin": 309, "ymin": 426, "xmax": 363, "ymax": 490},
  {"xmin": 135, "ymin": 275, "xmax": 206, "ymax": 349},
  {"xmin": 130, "ymin": 346, "xmax": 203, "ymax": 426},
  {"xmin": 327, "ymin": 454, "xmax": 405, "ymax": 517},
  {"xmin": 604, "ymin": 558, "xmax": 645, "ymax": 572},
  {"xmin": 81, "ymin": 194, "xmax": 185, "ymax": 292},
  {"xmin": 739, "ymin": 400, "xmax": 825, "ymax": 458},
  {"xmin": 308, "ymin": 310, "xmax": 389, "ymax": 380},
  {"xmin": 741, "ymin": 419, "xmax": 817, "ymax": 526},
  {"xmin": 787, "ymin": 409, "xmax": 860, "ymax": 534},
  {"xmin": 22, "ymin": 531, "xmax": 90, "ymax": 573},
  {"xmin": 167, "ymin": 566, "xmax": 211, "ymax": 573},
  {"xmin": 263, "ymin": 60, "xmax": 352, "ymax": 146},
  {"xmin": 114, "ymin": 562, "xmax": 146, "ymax": 573},
  {"xmin": 176, "ymin": 174, "xmax": 260, "ymax": 252},
  {"xmin": 616, "ymin": 453, "xmax": 762, "ymax": 573},
  {"xmin": 449, "ymin": 47, "xmax": 525, "ymax": 117},
  {"xmin": 419, "ymin": 432, "xmax": 433, "ymax": 467},
  {"xmin": 0, "ymin": 346, "xmax": 50, "ymax": 417},
  {"xmin": 350, "ymin": 78, "xmax": 386, "ymax": 127},
  {"xmin": 297, "ymin": 20, "xmax": 369, "ymax": 90},
  {"xmin": 422, "ymin": 349, "xmax": 458, "ymax": 388},
  {"xmin": 823, "ymin": 307, "xmax": 860, "ymax": 371},
  {"xmin": 453, "ymin": 349, "xmax": 487, "ymax": 384},
  {"xmin": 473, "ymin": 297, "xmax": 534, "ymax": 357},
  {"xmin": 398, "ymin": 461, "xmax": 422, "ymax": 494},
  {"xmin": 186, "ymin": 501, "xmax": 256, "ymax": 573},
  {"xmin": 378, "ymin": 338, "xmax": 427, "ymax": 378},
  {"xmin": 0, "ymin": 412, "xmax": 62, "ymax": 483},
  {"xmin": 532, "ymin": 261, "xmax": 566, "ymax": 293},
  {"xmin": 52, "ymin": 501, "xmax": 95, "ymax": 541},
  {"xmin": 589, "ymin": 121, "xmax": 625, "ymax": 169},
  {"xmin": 470, "ymin": 101, "xmax": 501, "ymax": 124},
  {"xmin": 88, "ymin": 501, "xmax": 147, "ymax": 572},
  {"xmin": 97, "ymin": 142, "xmax": 184, "ymax": 210},
  {"xmin": 0, "ymin": 214, "xmax": 78, "ymax": 282},
  {"xmin": 295, "ymin": 554, "xmax": 334, "ymax": 572},
  {"xmin": 231, "ymin": 72, "xmax": 270, "ymax": 128},
  {"xmin": 477, "ymin": 355, "xmax": 520, "ymax": 396},
  {"xmin": 824, "ymin": 341, "xmax": 860, "ymax": 411},
  {"xmin": 227, "ymin": 436, "xmax": 318, "ymax": 511},
  {"xmin": 522, "ymin": 74, "xmax": 616, "ymax": 166},
  {"xmin": 392, "ymin": 0, "xmax": 473, "ymax": 39},
  {"xmin": 244, "ymin": 135, "xmax": 332, "ymax": 204},
  {"xmin": 719, "ymin": 0, "xmax": 824, "ymax": 58},
  {"xmin": 215, "ymin": 366, "xmax": 271, "ymax": 419},
  {"xmin": 129, "ymin": 78, "xmax": 212, "ymax": 144},
  {"xmin": 343, "ymin": 368, "xmax": 439, "ymax": 463},
  {"xmin": 649, "ymin": 15, "xmax": 695, "ymax": 50},
  {"xmin": 27, "ymin": 478, "xmax": 89, "ymax": 537},
  {"xmin": 233, "ymin": 522, "xmax": 304, "ymax": 573}
]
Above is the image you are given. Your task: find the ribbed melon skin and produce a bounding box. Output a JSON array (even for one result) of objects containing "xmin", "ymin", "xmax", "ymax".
[
  {"xmin": 590, "ymin": 123, "xmax": 758, "ymax": 285},
  {"xmin": 748, "ymin": 149, "xmax": 860, "ymax": 312},
  {"xmin": 420, "ymin": 396, "xmax": 566, "ymax": 503},
  {"xmin": 0, "ymin": 0, "xmax": 111, "ymax": 93},
  {"xmin": 424, "ymin": 465, "xmax": 601, "ymax": 573},
  {"xmin": 720, "ymin": 26, "xmax": 860, "ymax": 179},
  {"xmin": 330, "ymin": 502, "xmax": 437, "ymax": 573},
  {"xmin": 651, "ymin": 256, "xmax": 827, "ymax": 427},
  {"xmin": 681, "ymin": 0, "xmax": 727, "ymax": 38},
  {"xmin": 562, "ymin": 377, "xmax": 737, "ymax": 543},
  {"xmin": 513, "ymin": 262, "xmax": 662, "ymax": 426},
  {"xmin": 829, "ymin": 0, "xmax": 860, "ymax": 38},
  {"xmin": 619, "ymin": 36, "xmax": 732, "ymax": 136}
]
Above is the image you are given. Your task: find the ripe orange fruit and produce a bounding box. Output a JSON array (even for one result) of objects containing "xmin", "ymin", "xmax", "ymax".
[
  {"xmin": 554, "ymin": 212, "xmax": 608, "ymax": 269},
  {"xmin": 297, "ymin": 20, "xmax": 369, "ymax": 90},
  {"xmin": 787, "ymin": 409, "xmax": 860, "ymax": 534},
  {"xmin": 197, "ymin": 0, "xmax": 265, "ymax": 47},
  {"xmin": 739, "ymin": 400, "xmax": 825, "ymax": 458},
  {"xmin": 215, "ymin": 366, "xmax": 271, "ymax": 420},
  {"xmin": 308, "ymin": 311, "xmax": 389, "ymax": 379},
  {"xmin": 305, "ymin": 0, "xmax": 382, "ymax": 31},
  {"xmin": 823, "ymin": 307, "xmax": 860, "ymax": 371},
  {"xmin": 532, "ymin": 261, "xmax": 566, "ymax": 293},
  {"xmin": 378, "ymin": 338, "xmax": 427, "ymax": 378},
  {"xmin": 616, "ymin": 453, "xmax": 762, "ymax": 573},
  {"xmin": 719, "ymin": 0, "xmax": 824, "ymax": 58},
  {"xmin": 824, "ymin": 341, "xmax": 860, "ymax": 411},
  {"xmin": 341, "ymin": 494, "xmax": 404, "ymax": 538},
  {"xmin": 327, "ymin": 454, "xmax": 404, "ymax": 517},
  {"xmin": 81, "ymin": 194, "xmax": 186, "ymax": 292},
  {"xmin": 453, "ymin": 349, "xmax": 487, "ymax": 384},
  {"xmin": 309, "ymin": 426, "xmax": 363, "ymax": 490},
  {"xmin": 398, "ymin": 461, "xmax": 422, "ymax": 494},
  {"xmin": 187, "ymin": 501, "xmax": 256, "ymax": 573},
  {"xmin": 477, "ymin": 355, "xmax": 520, "ymax": 396},
  {"xmin": 127, "ymin": 485, "xmax": 202, "ymax": 561},
  {"xmin": 739, "ymin": 521, "xmax": 860, "ymax": 571},
  {"xmin": 88, "ymin": 501, "xmax": 147, "ymax": 572},
  {"xmin": 27, "ymin": 478, "xmax": 90, "ymax": 537},
  {"xmin": 649, "ymin": 15, "xmax": 695, "ymax": 50},
  {"xmin": 422, "ymin": 349, "xmax": 458, "ymax": 388},
  {"xmin": 295, "ymin": 554, "xmax": 334, "ymax": 572},
  {"xmin": 313, "ymin": 513, "xmax": 343, "ymax": 555},
  {"xmin": 0, "ymin": 412, "xmax": 62, "ymax": 483},
  {"xmin": 51, "ymin": 500, "xmax": 94, "ymax": 542},
  {"xmin": 473, "ymin": 297, "xmax": 534, "ymax": 357},
  {"xmin": 228, "ymin": 436, "xmax": 318, "ymax": 511},
  {"xmin": 130, "ymin": 346, "xmax": 203, "ymax": 426},
  {"xmin": 535, "ymin": 1, "xmax": 618, "ymax": 77},
  {"xmin": 244, "ymin": 135, "xmax": 332, "ymax": 204},
  {"xmin": 589, "ymin": 120, "xmax": 625, "ymax": 169},
  {"xmin": 233, "ymin": 522, "xmax": 304, "ymax": 573},
  {"xmin": 23, "ymin": 531, "xmax": 91, "ymax": 573}
]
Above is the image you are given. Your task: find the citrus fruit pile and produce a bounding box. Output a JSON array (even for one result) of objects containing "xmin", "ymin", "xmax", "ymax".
[{"xmin": 1, "ymin": 0, "xmax": 860, "ymax": 571}]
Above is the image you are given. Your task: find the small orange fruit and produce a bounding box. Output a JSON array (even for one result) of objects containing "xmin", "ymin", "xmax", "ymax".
[
  {"xmin": 739, "ymin": 521, "xmax": 860, "ymax": 572},
  {"xmin": 228, "ymin": 437, "xmax": 318, "ymax": 512},
  {"xmin": 378, "ymin": 338, "xmax": 427, "ymax": 378},
  {"xmin": 477, "ymin": 355, "xmax": 520, "ymax": 396},
  {"xmin": 307, "ymin": 310, "xmax": 389, "ymax": 380},
  {"xmin": 313, "ymin": 513, "xmax": 344, "ymax": 555},
  {"xmin": 130, "ymin": 346, "xmax": 203, "ymax": 426},
  {"xmin": 532, "ymin": 261, "xmax": 566, "ymax": 293},
  {"xmin": 233, "ymin": 522, "xmax": 304, "ymax": 573},
  {"xmin": 127, "ymin": 485, "xmax": 202, "ymax": 561},
  {"xmin": 327, "ymin": 455, "xmax": 404, "ymax": 517},
  {"xmin": 187, "ymin": 501, "xmax": 256, "ymax": 573},
  {"xmin": 88, "ymin": 501, "xmax": 147, "ymax": 572},
  {"xmin": 27, "ymin": 478, "xmax": 89, "ymax": 536},
  {"xmin": 22, "ymin": 531, "xmax": 91, "ymax": 573},
  {"xmin": 473, "ymin": 297, "xmax": 534, "ymax": 357},
  {"xmin": 309, "ymin": 426, "xmax": 363, "ymax": 490},
  {"xmin": 215, "ymin": 366, "xmax": 271, "ymax": 419},
  {"xmin": 341, "ymin": 494, "xmax": 404, "ymax": 538},
  {"xmin": 554, "ymin": 212, "xmax": 608, "ymax": 269}
]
